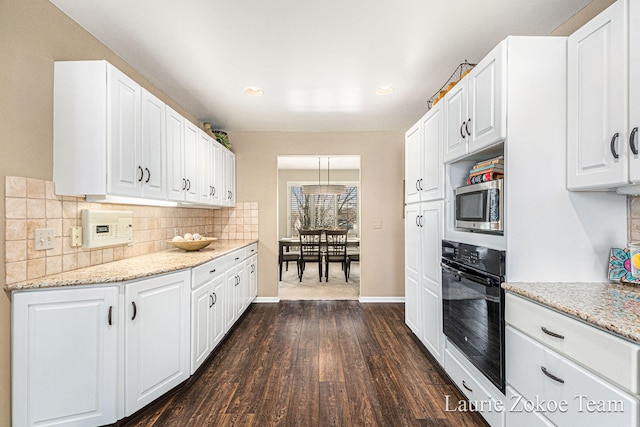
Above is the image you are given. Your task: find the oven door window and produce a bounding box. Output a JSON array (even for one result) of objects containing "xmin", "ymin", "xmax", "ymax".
[
  {"xmin": 456, "ymin": 191, "xmax": 487, "ymax": 222},
  {"xmin": 442, "ymin": 264, "xmax": 504, "ymax": 391}
]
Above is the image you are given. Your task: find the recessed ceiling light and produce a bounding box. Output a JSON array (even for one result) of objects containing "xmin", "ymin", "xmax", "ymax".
[
  {"xmin": 376, "ymin": 86, "xmax": 395, "ymax": 96},
  {"xmin": 244, "ymin": 86, "xmax": 264, "ymax": 96}
]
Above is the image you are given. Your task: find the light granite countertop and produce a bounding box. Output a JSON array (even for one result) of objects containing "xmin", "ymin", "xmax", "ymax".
[
  {"xmin": 503, "ymin": 282, "xmax": 640, "ymax": 344},
  {"xmin": 5, "ymin": 239, "xmax": 257, "ymax": 292}
]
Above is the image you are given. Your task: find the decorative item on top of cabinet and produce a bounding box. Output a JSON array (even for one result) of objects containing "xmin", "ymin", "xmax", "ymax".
[
  {"xmin": 567, "ymin": 0, "xmax": 640, "ymax": 192},
  {"xmin": 427, "ymin": 61, "xmax": 475, "ymax": 109}
]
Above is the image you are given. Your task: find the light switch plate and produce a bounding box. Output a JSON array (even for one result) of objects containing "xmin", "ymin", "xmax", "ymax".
[
  {"xmin": 373, "ymin": 219, "xmax": 382, "ymax": 229},
  {"xmin": 34, "ymin": 228, "xmax": 55, "ymax": 251}
]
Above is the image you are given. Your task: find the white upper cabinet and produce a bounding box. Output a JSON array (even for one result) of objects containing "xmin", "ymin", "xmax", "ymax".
[
  {"xmin": 108, "ymin": 67, "xmax": 142, "ymax": 197},
  {"xmin": 139, "ymin": 89, "xmax": 166, "ymax": 199},
  {"xmin": 54, "ymin": 60, "xmax": 235, "ymax": 207},
  {"xmin": 405, "ymin": 101, "xmax": 444, "ymax": 204},
  {"xmin": 467, "ymin": 43, "xmax": 506, "ymax": 153},
  {"xmin": 444, "ymin": 41, "xmax": 506, "ymax": 163},
  {"xmin": 166, "ymin": 106, "xmax": 186, "ymax": 201},
  {"xmin": 223, "ymin": 150, "xmax": 236, "ymax": 207},
  {"xmin": 443, "ymin": 79, "xmax": 468, "ymax": 162},
  {"xmin": 405, "ymin": 122, "xmax": 422, "ymax": 204},
  {"xmin": 567, "ymin": 0, "xmax": 628, "ymax": 190},
  {"xmin": 631, "ymin": 0, "xmax": 640, "ymax": 182}
]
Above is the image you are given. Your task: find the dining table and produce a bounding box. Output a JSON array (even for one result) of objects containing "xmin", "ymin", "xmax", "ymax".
[{"xmin": 278, "ymin": 235, "xmax": 360, "ymax": 280}]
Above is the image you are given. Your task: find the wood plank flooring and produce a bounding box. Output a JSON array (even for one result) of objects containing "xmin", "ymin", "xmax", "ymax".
[{"xmin": 119, "ymin": 301, "xmax": 486, "ymax": 427}]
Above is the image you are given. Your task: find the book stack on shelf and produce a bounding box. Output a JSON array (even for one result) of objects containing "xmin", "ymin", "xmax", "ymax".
[{"xmin": 466, "ymin": 155, "xmax": 504, "ymax": 185}]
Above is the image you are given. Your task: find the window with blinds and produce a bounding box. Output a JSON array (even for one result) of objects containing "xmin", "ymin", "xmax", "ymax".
[{"xmin": 288, "ymin": 183, "xmax": 359, "ymax": 236}]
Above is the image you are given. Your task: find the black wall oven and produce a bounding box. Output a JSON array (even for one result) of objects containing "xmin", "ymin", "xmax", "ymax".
[{"xmin": 441, "ymin": 240, "xmax": 506, "ymax": 392}]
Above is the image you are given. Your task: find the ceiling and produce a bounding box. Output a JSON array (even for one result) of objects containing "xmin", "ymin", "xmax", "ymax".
[{"xmin": 50, "ymin": 0, "xmax": 591, "ymax": 132}]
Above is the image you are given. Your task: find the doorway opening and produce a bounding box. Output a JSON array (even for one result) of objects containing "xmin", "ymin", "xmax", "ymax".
[{"xmin": 277, "ymin": 155, "xmax": 361, "ymax": 300}]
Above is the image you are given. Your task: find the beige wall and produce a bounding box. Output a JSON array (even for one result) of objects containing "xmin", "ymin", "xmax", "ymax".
[
  {"xmin": 0, "ymin": 0, "xmax": 201, "ymax": 424},
  {"xmin": 0, "ymin": 0, "xmax": 620, "ymax": 424},
  {"xmin": 277, "ymin": 168, "xmax": 360, "ymax": 239},
  {"xmin": 232, "ymin": 132, "xmax": 405, "ymax": 300}
]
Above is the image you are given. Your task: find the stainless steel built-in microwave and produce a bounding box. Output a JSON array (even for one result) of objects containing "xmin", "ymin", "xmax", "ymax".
[{"xmin": 454, "ymin": 179, "xmax": 503, "ymax": 233}]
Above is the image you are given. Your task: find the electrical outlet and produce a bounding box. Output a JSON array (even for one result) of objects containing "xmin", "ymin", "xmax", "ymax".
[
  {"xmin": 373, "ymin": 219, "xmax": 382, "ymax": 229},
  {"xmin": 70, "ymin": 227, "xmax": 82, "ymax": 247},
  {"xmin": 34, "ymin": 228, "xmax": 55, "ymax": 251}
]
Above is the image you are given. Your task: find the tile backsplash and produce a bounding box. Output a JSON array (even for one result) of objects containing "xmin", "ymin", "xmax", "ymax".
[{"xmin": 4, "ymin": 176, "xmax": 258, "ymax": 285}]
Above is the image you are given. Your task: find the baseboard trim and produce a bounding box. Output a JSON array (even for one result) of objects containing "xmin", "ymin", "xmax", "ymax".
[
  {"xmin": 358, "ymin": 296, "xmax": 405, "ymax": 303},
  {"xmin": 253, "ymin": 297, "xmax": 281, "ymax": 303}
]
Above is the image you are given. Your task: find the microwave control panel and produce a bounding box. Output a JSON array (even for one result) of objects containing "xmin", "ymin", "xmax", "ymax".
[{"xmin": 81, "ymin": 209, "xmax": 133, "ymax": 249}]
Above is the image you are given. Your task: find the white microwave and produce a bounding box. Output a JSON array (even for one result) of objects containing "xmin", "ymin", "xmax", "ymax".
[{"xmin": 454, "ymin": 179, "xmax": 503, "ymax": 233}]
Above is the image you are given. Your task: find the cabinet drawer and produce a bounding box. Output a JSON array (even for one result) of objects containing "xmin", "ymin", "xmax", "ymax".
[
  {"xmin": 245, "ymin": 243, "xmax": 258, "ymax": 258},
  {"xmin": 192, "ymin": 256, "xmax": 226, "ymax": 289},
  {"xmin": 444, "ymin": 348, "xmax": 504, "ymax": 427},
  {"xmin": 506, "ymin": 293, "xmax": 640, "ymax": 394},
  {"xmin": 226, "ymin": 249, "xmax": 244, "ymax": 268},
  {"xmin": 506, "ymin": 326, "xmax": 639, "ymax": 426},
  {"xmin": 505, "ymin": 386, "xmax": 555, "ymax": 427}
]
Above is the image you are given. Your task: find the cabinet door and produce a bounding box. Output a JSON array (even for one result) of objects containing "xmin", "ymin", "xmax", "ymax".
[
  {"xmin": 12, "ymin": 287, "xmax": 118, "ymax": 427},
  {"xmin": 198, "ymin": 133, "xmax": 213, "ymax": 205},
  {"xmin": 248, "ymin": 253, "xmax": 258, "ymax": 301},
  {"xmin": 468, "ymin": 41, "xmax": 507, "ymax": 153},
  {"xmin": 225, "ymin": 266, "xmax": 239, "ymax": 332},
  {"xmin": 141, "ymin": 89, "xmax": 166, "ymax": 199},
  {"xmin": 404, "ymin": 204, "xmax": 421, "ymax": 335},
  {"xmin": 420, "ymin": 104, "xmax": 444, "ymax": 201},
  {"xmin": 405, "ymin": 121, "xmax": 422, "ymax": 204},
  {"xmin": 183, "ymin": 121, "xmax": 200, "ymax": 203},
  {"xmin": 108, "ymin": 66, "xmax": 142, "ymax": 197},
  {"xmin": 443, "ymin": 79, "xmax": 468, "ymax": 163},
  {"xmin": 419, "ymin": 201, "xmax": 443, "ymax": 363},
  {"xmin": 225, "ymin": 151, "xmax": 236, "ymax": 207},
  {"xmin": 567, "ymin": 0, "xmax": 627, "ymax": 189},
  {"xmin": 166, "ymin": 106, "xmax": 185, "ymax": 201},
  {"xmin": 124, "ymin": 271, "xmax": 190, "ymax": 416},
  {"xmin": 236, "ymin": 264, "xmax": 246, "ymax": 317},
  {"xmin": 630, "ymin": 0, "xmax": 640, "ymax": 182},
  {"xmin": 210, "ymin": 274, "xmax": 226, "ymax": 349},
  {"xmin": 191, "ymin": 283, "xmax": 212, "ymax": 374},
  {"xmin": 210, "ymin": 142, "xmax": 223, "ymax": 205}
]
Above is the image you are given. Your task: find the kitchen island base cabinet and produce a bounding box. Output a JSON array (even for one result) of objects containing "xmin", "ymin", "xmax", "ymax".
[
  {"xmin": 12, "ymin": 286, "xmax": 119, "ymax": 427},
  {"xmin": 124, "ymin": 270, "xmax": 190, "ymax": 417}
]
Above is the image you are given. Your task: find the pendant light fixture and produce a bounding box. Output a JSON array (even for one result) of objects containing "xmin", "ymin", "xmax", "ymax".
[{"xmin": 302, "ymin": 157, "xmax": 346, "ymax": 195}]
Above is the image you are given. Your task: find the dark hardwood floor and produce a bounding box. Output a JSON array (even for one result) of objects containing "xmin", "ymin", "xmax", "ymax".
[{"xmin": 120, "ymin": 301, "xmax": 486, "ymax": 427}]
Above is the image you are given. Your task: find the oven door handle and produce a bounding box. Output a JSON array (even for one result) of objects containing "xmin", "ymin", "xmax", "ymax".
[{"xmin": 440, "ymin": 262, "xmax": 499, "ymax": 287}]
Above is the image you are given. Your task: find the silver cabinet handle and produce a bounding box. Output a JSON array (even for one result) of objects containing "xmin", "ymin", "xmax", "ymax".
[
  {"xmin": 610, "ymin": 132, "xmax": 620, "ymax": 159},
  {"xmin": 541, "ymin": 366, "xmax": 564, "ymax": 384},
  {"xmin": 462, "ymin": 380, "xmax": 473, "ymax": 392}
]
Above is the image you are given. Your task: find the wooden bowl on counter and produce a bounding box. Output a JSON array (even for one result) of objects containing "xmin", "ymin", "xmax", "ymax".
[{"xmin": 166, "ymin": 237, "xmax": 218, "ymax": 251}]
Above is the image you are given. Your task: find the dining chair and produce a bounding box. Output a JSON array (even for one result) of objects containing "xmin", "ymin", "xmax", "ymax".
[
  {"xmin": 346, "ymin": 247, "xmax": 359, "ymax": 281},
  {"xmin": 324, "ymin": 228, "xmax": 348, "ymax": 282},
  {"xmin": 279, "ymin": 243, "xmax": 300, "ymax": 281},
  {"xmin": 298, "ymin": 229, "xmax": 323, "ymax": 281}
]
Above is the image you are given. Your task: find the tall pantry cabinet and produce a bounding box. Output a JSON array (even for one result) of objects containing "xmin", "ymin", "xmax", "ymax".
[{"xmin": 404, "ymin": 101, "xmax": 445, "ymax": 366}]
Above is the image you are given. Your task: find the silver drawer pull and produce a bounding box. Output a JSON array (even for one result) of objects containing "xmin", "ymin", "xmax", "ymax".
[
  {"xmin": 209, "ymin": 269, "xmax": 217, "ymax": 274},
  {"xmin": 462, "ymin": 380, "xmax": 473, "ymax": 392},
  {"xmin": 541, "ymin": 366, "xmax": 564, "ymax": 384},
  {"xmin": 541, "ymin": 326, "xmax": 564, "ymax": 340}
]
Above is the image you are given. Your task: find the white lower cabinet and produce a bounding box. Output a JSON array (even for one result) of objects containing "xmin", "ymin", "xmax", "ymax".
[
  {"xmin": 124, "ymin": 270, "xmax": 191, "ymax": 416},
  {"xmin": 505, "ymin": 386, "xmax": 555, "ymax": 427},
  {"xmin": 12, "ymin": 245, "xmax": 258, "ymax": 425},
  {"xmin": 404, "ymin": 200, "xmax": 444, "ymax": 364},
  {"xmin": 506, "ymin": 326, "xmax": 639, "ymax": 426},
  {"xmin": 444, "ymin": 345, "xmax": 505, "ymax": 427},
  {"xmin": 190, "ymin": 256, "xmax": 227, "ymax": 374},
  {"xmin": 12, "ymin": 286, "xmax": 119, "ymax": 427}
]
